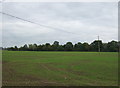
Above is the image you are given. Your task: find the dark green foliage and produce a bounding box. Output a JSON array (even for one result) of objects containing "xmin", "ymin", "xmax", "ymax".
[
  {"xmin": 102, "ymin": 43, "xmax": 108, "ymax": 52},
  {"xmin": 64, "ymin": 42, "xmax": 73, "ymax": 51},
  {"xmin": 90, "ymin": 40, "xmax": 103, "ymax": 52},
  {"xmin": 42, "ymin": 43, "xmax": 52, "ymax": 51},
  {"xmin": 19, "ymin": 44, "xmax": 28, "ymax": 51},
  {"xmin": 5, "ymin": 40, "xmax": 119, "ymax": 52},
  {"xmin": 81, "ymin": 42, "xmax": 90, "ymax": 51},
  {"xmin": 107, "ymin": 41, "xmax": 119, "ymax": 52},
  {"xmin": 74, "ymin": 42, "xmax": 82, "ymax": 51},
  {"xmin": 52, "ymin": 41, "xmax": 59, "ymax": 51}
]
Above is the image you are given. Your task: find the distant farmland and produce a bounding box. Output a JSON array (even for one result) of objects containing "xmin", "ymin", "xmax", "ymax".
[{"xmin": 2, "ymin": 51, "xmax": 118, "ymax": 86}]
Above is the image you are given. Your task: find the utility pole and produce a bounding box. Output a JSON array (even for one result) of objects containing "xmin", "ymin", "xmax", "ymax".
[{"xmin": 98, "ymin": 36, "xmax": 100, "ymax": 52}]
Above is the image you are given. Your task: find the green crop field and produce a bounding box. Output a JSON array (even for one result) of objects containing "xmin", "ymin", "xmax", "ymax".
[{"xmin": 2, "ymin": 51, "xmax": 118, "ymax": 86}]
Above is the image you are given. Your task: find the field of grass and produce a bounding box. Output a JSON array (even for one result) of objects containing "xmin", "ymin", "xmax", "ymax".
[{"xmin": 2, "ymin": 51, "xmax": 118, "ymax": 86}]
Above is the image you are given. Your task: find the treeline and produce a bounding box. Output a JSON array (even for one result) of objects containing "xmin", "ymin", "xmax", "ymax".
[{"xmin": 4, "ymin": 40, "xmax": 119, "ymax": 52}]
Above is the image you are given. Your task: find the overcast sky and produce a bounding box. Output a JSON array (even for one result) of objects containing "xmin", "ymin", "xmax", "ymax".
[{"xmin": 1, "ymin": 2, "xmax": 118, "ymax": 47}]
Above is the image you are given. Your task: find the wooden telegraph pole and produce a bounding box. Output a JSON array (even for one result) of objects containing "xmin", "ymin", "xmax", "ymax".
[{"xmin": 98, "ymin": 36, "xmax": 100, "ymax": 53}]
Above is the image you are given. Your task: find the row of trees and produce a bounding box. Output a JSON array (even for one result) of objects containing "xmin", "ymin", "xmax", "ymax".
[{"xmin": 4, "ymin": 40, "xmax": 119, "ymax": 52}]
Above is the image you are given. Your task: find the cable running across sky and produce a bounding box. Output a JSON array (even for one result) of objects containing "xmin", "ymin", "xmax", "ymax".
[{"xmin": 0, "ymin": 11, "xmax": 80, "ymax": 36}]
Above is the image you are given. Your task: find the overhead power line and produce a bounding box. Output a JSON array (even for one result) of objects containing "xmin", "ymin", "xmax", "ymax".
[{"xmin": 0, "ymin": 11, "xmax": 80, "ymax": 35}]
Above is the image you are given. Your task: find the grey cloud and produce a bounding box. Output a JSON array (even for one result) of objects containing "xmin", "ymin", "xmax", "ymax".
[{"xmin": 2, "ymin": 2, "xmax": 118, "ymax": 47}]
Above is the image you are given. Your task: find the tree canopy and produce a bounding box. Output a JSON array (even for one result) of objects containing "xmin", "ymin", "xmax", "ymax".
[{"xmin": 4, "ymin": 40, "xmax": 119, "ymax": 52}]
